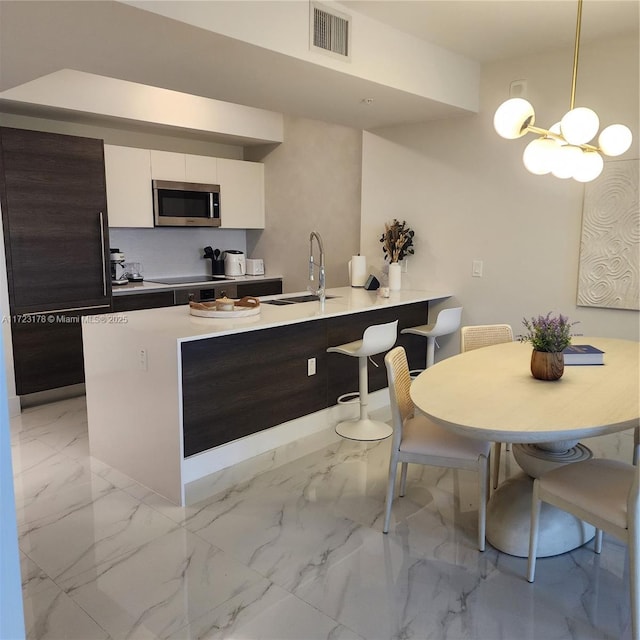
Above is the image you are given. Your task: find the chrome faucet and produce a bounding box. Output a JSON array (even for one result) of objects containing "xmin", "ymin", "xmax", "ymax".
[{"xmin": 308, "ymin": 231, "xmax": 326, "ymax": 302}]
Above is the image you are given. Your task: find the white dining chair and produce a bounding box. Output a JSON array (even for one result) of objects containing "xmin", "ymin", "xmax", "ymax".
[
  {"xmin": 383, "ymin": 346, "xmax": 491, "ymax": 551},
  {"xmin": 527, "ymin": 458, "xmax": 639, "ymax": 640},
  {"xmin": 460, "ymin": 324, "xmax": 514, "ymax": 489}
]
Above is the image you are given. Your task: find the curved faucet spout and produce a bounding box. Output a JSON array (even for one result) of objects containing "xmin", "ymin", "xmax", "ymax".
[{"xmin": 309, "ymin": 231, "xmax": 326, "ymax": 302}]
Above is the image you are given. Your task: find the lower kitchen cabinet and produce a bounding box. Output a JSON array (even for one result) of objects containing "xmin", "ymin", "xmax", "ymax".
[
  {"xmin": 112, "ymin": 279, "xmax": 283, "ymax": 311},
  {"xmin": 236, "ymin": 280, "xmax": 282, "ymax": 297},
  {"xmin": 11, "ymin": 316, "xmax": 85, "ymax": 395},
  {"xmin": 112, "ymin": 291, "xmax": 175, "ymax": 312}
]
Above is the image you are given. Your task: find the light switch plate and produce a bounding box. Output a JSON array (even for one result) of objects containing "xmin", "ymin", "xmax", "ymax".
[{"xmin": 472, "ymin": 260, "xmax": 483, "ymax": 277}]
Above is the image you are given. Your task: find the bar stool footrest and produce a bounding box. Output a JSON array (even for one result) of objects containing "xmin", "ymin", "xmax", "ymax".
[{"xmin": 337, "ymin": 392, "xmax": 360, "ymax": 405}]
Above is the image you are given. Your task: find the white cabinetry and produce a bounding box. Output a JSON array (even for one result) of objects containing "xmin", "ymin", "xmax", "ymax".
[
  {"xmin": 113, "ymin": 149, "xmax": 265, "ymax": 229},
  {"xmin": 150, "ymin": 150, "xmax": 186, "ymax": 181},
  {"xmin": 104, "ymin": 145, "xmax": 153, "ymax": 228},
  {"xmin": 150, "ymin": 151, "xmax": 218, "ymax": 185},
  {"xmin": 218, "ymin": 158, "xmax": 265, "ymax": 229},
  {"xmin": 185, "ymin": 155, "xmax": 217, "ymax": 184}
]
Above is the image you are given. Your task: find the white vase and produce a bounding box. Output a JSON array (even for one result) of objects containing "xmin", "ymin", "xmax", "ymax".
[{"xmin": 388, "ymin": 262, "xmax": 401, "ymax": 291}]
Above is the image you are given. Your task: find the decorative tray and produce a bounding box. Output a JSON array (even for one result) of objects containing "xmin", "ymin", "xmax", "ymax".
[{"xmin": 189, "ymin": 297, "xmax": 261, "ymax": 318}]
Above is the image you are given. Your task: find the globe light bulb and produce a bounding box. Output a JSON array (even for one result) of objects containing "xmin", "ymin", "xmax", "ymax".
[
  {"xmin": 572, "ymin": 150, "xmax": 604, "ymax": 183},
  {"xmin": 551, "ymin": 145, "xmax": 582, "ymax": 179},
  {"xmin": 549, "ymin": 122, "xmax": 567, "ymax": 145},
  {"xmin": 560, "ymin": 107, "xmax": 600, "ymax": 145},
  {"xmin": 494, "ymin": 98, "xmax": 535, "ymax": 139},
  {"xmin": 523, "ymin": 138, "xmax": 558, "ymax": 175},
  {"xmin": 598, "ymin": 124, "xmax": 633, "ymax": 156}
]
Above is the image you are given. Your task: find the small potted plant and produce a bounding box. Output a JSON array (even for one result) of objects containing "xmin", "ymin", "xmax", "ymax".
[
  {"xmin": 520, "ymin": 312, "xmax": 577, "ymax": 380},
  {"xmin": 380, "ymin": 219, "xmax": 415, "ymax": 290}
]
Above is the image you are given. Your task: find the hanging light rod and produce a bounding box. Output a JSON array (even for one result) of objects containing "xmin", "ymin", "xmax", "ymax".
[{"xmin": 493, "ymin": 0, "xmax": 632, "ymax": 183}]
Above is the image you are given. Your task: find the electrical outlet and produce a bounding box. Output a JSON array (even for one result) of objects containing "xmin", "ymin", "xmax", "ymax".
[
  {"xmin": 307, "ymin": 357, "xmax": 316, "ymax": 376},
  {"xmin": 138, "ymin": 348, "xmax": 148, "ymax": 371}
]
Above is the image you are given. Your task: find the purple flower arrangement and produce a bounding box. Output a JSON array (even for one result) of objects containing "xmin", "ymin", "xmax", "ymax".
[{"xmin": 521, "ymin": 312, "xmax": 577, "ymax": 353}]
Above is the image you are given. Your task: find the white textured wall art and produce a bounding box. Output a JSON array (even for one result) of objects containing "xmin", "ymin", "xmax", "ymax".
[{"xmin": 577, "ymin": 159, "xmax": 639, "ymax": 311}]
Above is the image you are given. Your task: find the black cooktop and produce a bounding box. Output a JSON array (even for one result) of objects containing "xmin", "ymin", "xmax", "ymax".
[{"xmin": 148, "ymin": 275, "xmax": 232, "ymax": 285}]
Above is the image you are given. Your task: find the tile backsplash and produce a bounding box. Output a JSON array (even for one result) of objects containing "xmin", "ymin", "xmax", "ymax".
[{"xmin": 109, "ymin": 227, "xmax": 247, "ymax": 279}]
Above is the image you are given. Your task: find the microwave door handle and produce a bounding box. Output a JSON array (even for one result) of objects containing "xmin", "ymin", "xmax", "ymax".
[{"xmin": 209, "ymin": 192, "xmax": 214, "ymax": 218}]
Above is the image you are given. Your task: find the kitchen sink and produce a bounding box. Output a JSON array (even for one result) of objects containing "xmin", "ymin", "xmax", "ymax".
[{"xmin": 263, "ymin": 294, "xmax": 338, "ymax": 305}]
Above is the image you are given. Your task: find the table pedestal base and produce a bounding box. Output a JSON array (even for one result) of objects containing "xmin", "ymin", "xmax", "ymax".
[
  {"xmin": 512, "ymin": 442, "xmax": 593, "ymax": 478},
  {"xmin": 486, "ymin": 473, "xmax": 595, "ymax": 557}
]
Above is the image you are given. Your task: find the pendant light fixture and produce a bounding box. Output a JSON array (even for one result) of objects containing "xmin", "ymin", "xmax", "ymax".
[{"xmin": 493, "ymin": 0, "xmax": 632, "ymax": 182}]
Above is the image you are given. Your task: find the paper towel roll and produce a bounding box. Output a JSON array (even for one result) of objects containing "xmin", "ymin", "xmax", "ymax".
[{"xmin": 349, "ymin": 255, "xmax": 367, "ymax": 287}]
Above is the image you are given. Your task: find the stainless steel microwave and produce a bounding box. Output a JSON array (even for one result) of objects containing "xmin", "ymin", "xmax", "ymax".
[{"xmin": 152, "ymin": 180, "xmax": 221, "ymax": 227}]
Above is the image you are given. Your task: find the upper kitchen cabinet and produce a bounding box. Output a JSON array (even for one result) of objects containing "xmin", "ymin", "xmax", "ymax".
[
  {"xmin": 218, "ymin": 158, "xmax": 265, "ymax": 229},
  {"xmin": 148, "ymin": 150, "xmax": 264, "ymax": 229},
  {"xmin": 150, "ymin": 149, "xmax": 186, "ymax": 181},
  {"xmin": 104, "ymin": 145, "xmax": 153, "ymax": 228},
  {"xmin": 150, "ymin": 150, "xmax": 218, "ymax": 184},
  {"xmin": 185, "ymin": 154, "xmax": 217, "ymax": 184}
]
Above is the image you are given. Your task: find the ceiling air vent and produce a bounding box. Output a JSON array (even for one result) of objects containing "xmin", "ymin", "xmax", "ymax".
[{"xmin": 311, "ymin": 2, "xmax": 351, "ymax": 60}]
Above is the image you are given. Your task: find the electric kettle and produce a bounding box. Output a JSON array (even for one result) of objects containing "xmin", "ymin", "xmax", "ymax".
[{"xmin": 224, "ymin": 250, "xmax": 246, "ymax": 276}]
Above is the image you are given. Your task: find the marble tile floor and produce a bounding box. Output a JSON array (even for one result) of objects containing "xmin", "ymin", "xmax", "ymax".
[{"xmin": 9, "ymin": 395, "xmax": 635, "ymax": 640}]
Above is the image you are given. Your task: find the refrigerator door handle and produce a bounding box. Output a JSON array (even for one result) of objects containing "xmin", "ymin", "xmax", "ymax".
[
  {"xmin": 99, "ymin": 211, "xmax": 107, "ymax": 297},
  {"xmin": 18, "ymin": 304, "xmax": 111, "ymax": 316}
]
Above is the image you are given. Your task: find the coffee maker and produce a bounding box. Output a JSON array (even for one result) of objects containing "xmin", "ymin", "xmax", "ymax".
[{"xmin": 110, "ymin": 248, "xmax": 129, "ymax": 285}]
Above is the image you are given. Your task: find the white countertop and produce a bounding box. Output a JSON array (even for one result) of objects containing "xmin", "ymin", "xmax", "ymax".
[
  {"xmin": 104, "ymin": 287, "xmax": 452, "ymax": 342},
  {"xmin": 111, "ymin": 274, "xmax": 283, "ymax": 295}
]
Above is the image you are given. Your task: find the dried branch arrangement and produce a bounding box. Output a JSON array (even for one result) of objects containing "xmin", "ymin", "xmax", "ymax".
[{"xmin": 380, "ymin": 219, "xmax": 415, "ymax": 263}]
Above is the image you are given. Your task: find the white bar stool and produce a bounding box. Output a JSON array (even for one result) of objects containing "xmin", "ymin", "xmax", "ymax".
[
  {"xmin": 400, "ymin": 306, "xmax": 463, "ymax": 374},
  {"xmin": 327, "ymin": 320, "xmax": 398, "ymax": 441}
]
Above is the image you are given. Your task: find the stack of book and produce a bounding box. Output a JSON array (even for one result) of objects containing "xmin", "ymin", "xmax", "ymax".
[{"xmin": 563, "ymin": 344, "xmax": 605, "ymax": 365}]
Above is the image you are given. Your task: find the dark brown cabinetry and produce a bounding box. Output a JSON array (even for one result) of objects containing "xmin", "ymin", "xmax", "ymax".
[
  {"xmin": 112, "ymin": 279, "xmax": 283, "ymax": 312},
  {"xmin": 112, "ymin": 291, "xmax": 175, "ymax": 312},
  {"xmin": 0, "ymin": 127, "xmax": 111, "ymax": 395},
  {"xmin": 236, "ymin": 280, "xmax": 282, "ymax": 297},
  {"xmin": 181, "ymin": 301, "xmax": 428, "ymax": 456}
]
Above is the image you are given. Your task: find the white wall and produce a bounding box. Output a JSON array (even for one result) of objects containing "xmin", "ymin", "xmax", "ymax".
[
  {"xmin": 124, "ymin": 0, "xmax": 479, "ymax": 112},
  {"xmin": 360, "ymin": 34, "xmax": 639, "ymax": 362},
  {"xmin": 246, "ymin": 115, "xmax": 362, "ymax": 292}
]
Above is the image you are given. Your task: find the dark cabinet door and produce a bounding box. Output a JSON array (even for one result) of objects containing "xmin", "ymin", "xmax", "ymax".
[
  {"xmin": 112, "ymin": 291, "xmax": 175, "ymax": 312},
  {"xmin": 11, "ymin": 315, "xmax": 85, "ymax": 395},
  {"xmin": 0, "ymin": 127, "xmax": 112, "ymax": 394},
  {"xmin": 0, "ymin": 127, "xmax": 111, "ymax": 315},
  {"xmin": 235, "ymin": 280, "xmax": 282, "ymax": 298}
]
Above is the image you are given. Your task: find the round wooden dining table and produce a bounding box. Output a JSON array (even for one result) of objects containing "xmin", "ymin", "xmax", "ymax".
[{"xmin": 410, "ymin": 337, "xmax": 639, "ymax": 556}]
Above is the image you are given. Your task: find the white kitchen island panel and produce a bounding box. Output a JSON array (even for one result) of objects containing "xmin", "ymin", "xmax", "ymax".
[{"xmin": 83, "ymin": 287, "xmax": 452, "ymax": 505}]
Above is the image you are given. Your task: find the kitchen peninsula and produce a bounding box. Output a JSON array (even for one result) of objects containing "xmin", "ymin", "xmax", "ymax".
[{"xmin": 83, "ymin": 287, "xmax": 451, "ymax": 505}]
